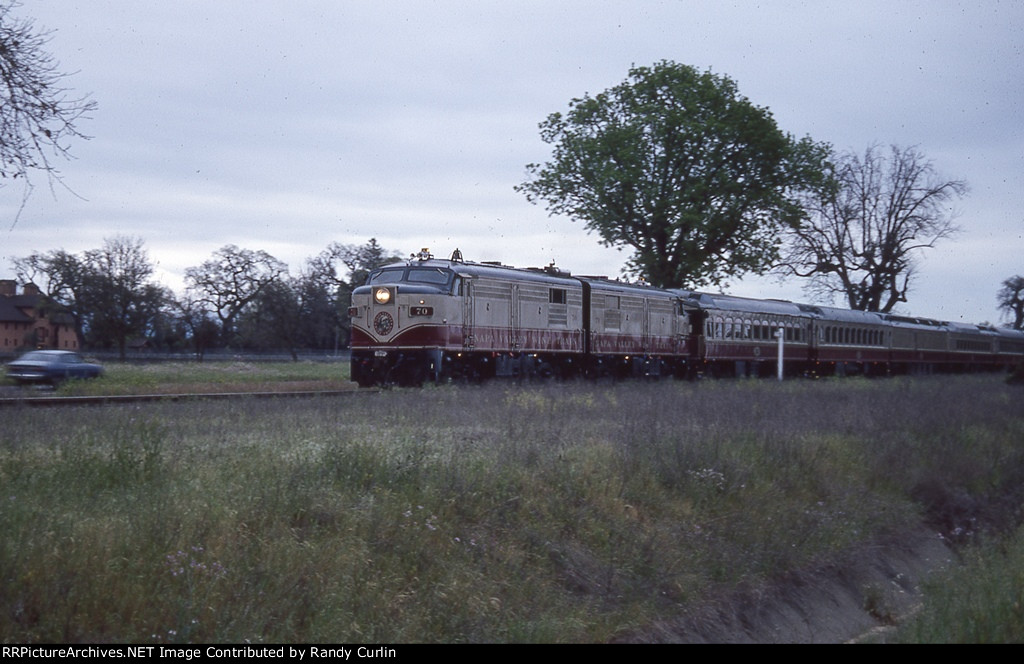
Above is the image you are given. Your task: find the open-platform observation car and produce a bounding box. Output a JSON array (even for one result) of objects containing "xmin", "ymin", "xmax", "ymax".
[{"xmin": 349, "ymin": 250, "xmax": 1024, "ymax": 386}]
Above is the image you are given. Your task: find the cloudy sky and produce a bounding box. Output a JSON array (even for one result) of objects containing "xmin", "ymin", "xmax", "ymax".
[{"xmin": 3, "ymin": 0, "xmax": 1022, "ymax": 325}]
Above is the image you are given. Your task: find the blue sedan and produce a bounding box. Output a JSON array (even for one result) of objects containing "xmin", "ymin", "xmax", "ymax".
[{"xmin": 6, "ymin": 350, "xmax": 104, "ymax": 385}]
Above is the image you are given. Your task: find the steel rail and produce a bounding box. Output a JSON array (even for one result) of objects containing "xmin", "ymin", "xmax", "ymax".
[{"xmin": 0, "ymin": 388, "xmax": 379, "ymax": 408}]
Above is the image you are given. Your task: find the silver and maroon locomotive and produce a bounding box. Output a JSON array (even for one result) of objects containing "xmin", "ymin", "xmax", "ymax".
[
  {"xmin": 349, "ymin": 249, "xmax": 690, "ymax": 386},
  {"xmin": 349, "ymin": 249, "xmax": 1024, "ymax": 386}
]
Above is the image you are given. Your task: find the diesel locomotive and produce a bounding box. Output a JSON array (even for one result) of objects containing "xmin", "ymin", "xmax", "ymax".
[{"xmin": 349, "ymin": 250, "xmax": 1024, "ymax": 387}]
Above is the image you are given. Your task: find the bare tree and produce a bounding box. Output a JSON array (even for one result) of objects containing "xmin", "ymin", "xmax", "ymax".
[
  {"xmin": 1, "ymin": 1, "xmax": 96, "ymax": 219},
  {"xmin": 183, "ymin": 245, "xmax": 287, "ymax": 347},
  {"xmin": 81, "ymin": 236, "xmax": 166, "ymax": 359},
  {"xmin": 998, "ymin": 275, "xmax": 1024, "ymax": 330},
  {"xmin": 312, "ymin": 238, "xmax": 403, "ymax": 287},
  {"xmin": 14, "ymin": 237, "xmax": 164, "ymax": 355},
  {"xmin": 173, "ymin": 291, "xmax": 220, "ymax": 361},
  {"xmin": 236, "ymin": 278, "xmax": 303, "ymax": 358},
  {"xmin": 779, "ymin": 144, "xmax": 967, "ymax": 312},
  {"xmin": 302, "ymin": 238, "xmax": 403, "ymax": 348},
  {"xmin": 13, "ymin": 247, "xmax": 89, "ymax": 345}
]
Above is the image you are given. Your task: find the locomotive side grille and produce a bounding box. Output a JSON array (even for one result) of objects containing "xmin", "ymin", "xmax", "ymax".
[
  {"xmin": 649, "ymin": 300, "xmax": 675, "ymax": 316},
  {"xmin": 519, "ymin": 289, "xmax": 548, "ymax": 303},
  {"xmin": 548, "ymin": 304, "xmax": 568, "ymax": 327},
  {"xmin": 473, "ymin": 284, "xmax": 509, "ymax": 299}
]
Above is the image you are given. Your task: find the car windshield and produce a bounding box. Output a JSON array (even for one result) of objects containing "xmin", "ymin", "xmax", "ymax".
[{"xmin": 19, "ymin": 352, "xmax": 52, "ymax": 362}]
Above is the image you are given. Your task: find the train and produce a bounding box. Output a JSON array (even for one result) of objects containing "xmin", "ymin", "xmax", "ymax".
[{"xmin": 349, "ymin": 249, "xmax": 1024, "ymax": 387}]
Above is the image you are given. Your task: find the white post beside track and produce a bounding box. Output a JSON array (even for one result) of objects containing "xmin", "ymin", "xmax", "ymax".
[{"xmin": 776, "ymin": 327, "xmax": 784, "ymax": 382}]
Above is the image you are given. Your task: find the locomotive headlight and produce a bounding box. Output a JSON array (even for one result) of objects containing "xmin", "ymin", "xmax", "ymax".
[{"xmin": 374, "ymin": 287, "xmax": 392, "ymax": 305}]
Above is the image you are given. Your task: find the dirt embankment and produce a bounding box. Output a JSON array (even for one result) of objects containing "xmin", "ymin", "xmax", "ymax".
[
  {"xmin": 620, "ymin": 477, "xmax": 1024, "ymax": 643},
  {"xmin": 617, "ymin": 526, "xmax": 952, "ymax": 643}
]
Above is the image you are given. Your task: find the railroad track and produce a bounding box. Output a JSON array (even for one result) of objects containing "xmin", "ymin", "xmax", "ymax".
[{"xmin": 0, "ymin": 388, "xmax": 378, "ymax": 408}]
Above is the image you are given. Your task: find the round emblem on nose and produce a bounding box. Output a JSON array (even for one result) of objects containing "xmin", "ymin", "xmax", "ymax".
[{"xmin": 374, "ymin": 311, "xmax": 394, "ymax": 336}]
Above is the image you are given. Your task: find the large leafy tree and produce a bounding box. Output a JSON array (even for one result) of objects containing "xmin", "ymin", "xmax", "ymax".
[
  {"xmin": 780, "ymin": 144, "xmax": 967, "ymax": 312},
  {"xmin": 517, "ymin": 61, "xmax": 829, "ymax": 288}
]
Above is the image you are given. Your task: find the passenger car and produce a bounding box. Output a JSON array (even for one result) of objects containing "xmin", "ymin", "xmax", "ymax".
[{"xmin": 5, "ymin": 350, "xmax": 104, "ymax": 385}]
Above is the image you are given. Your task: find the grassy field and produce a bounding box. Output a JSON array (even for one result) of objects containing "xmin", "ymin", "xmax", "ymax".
[
  {"xmin": 1, "ymin": 372, "xmax": 1022, "ymax": 642},
  {"xmin": 890, "ymin": 524, "xmax": 1024, "ymax": 643},
  {"xmin": 2, "ymin": 359, "xmax": 354, "ymax": 396}
]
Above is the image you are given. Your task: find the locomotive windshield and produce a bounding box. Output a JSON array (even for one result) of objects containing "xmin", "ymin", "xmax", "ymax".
[
  {"xmin": 406, "ymin": 267, "xmax": 451, "ymax": 285},
  {"xmin": 367, "ymin": 267, "xmax": 405, "ymax": 284},
  {"xmin": 367, "ymin": 266, "xmax": 453, "ymax": 287}
]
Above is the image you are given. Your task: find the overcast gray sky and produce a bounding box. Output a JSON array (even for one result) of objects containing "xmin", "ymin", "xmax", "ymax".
[{"xmin": 3, "ymin": 0, "xmax": 1022, "ymax": 325}]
